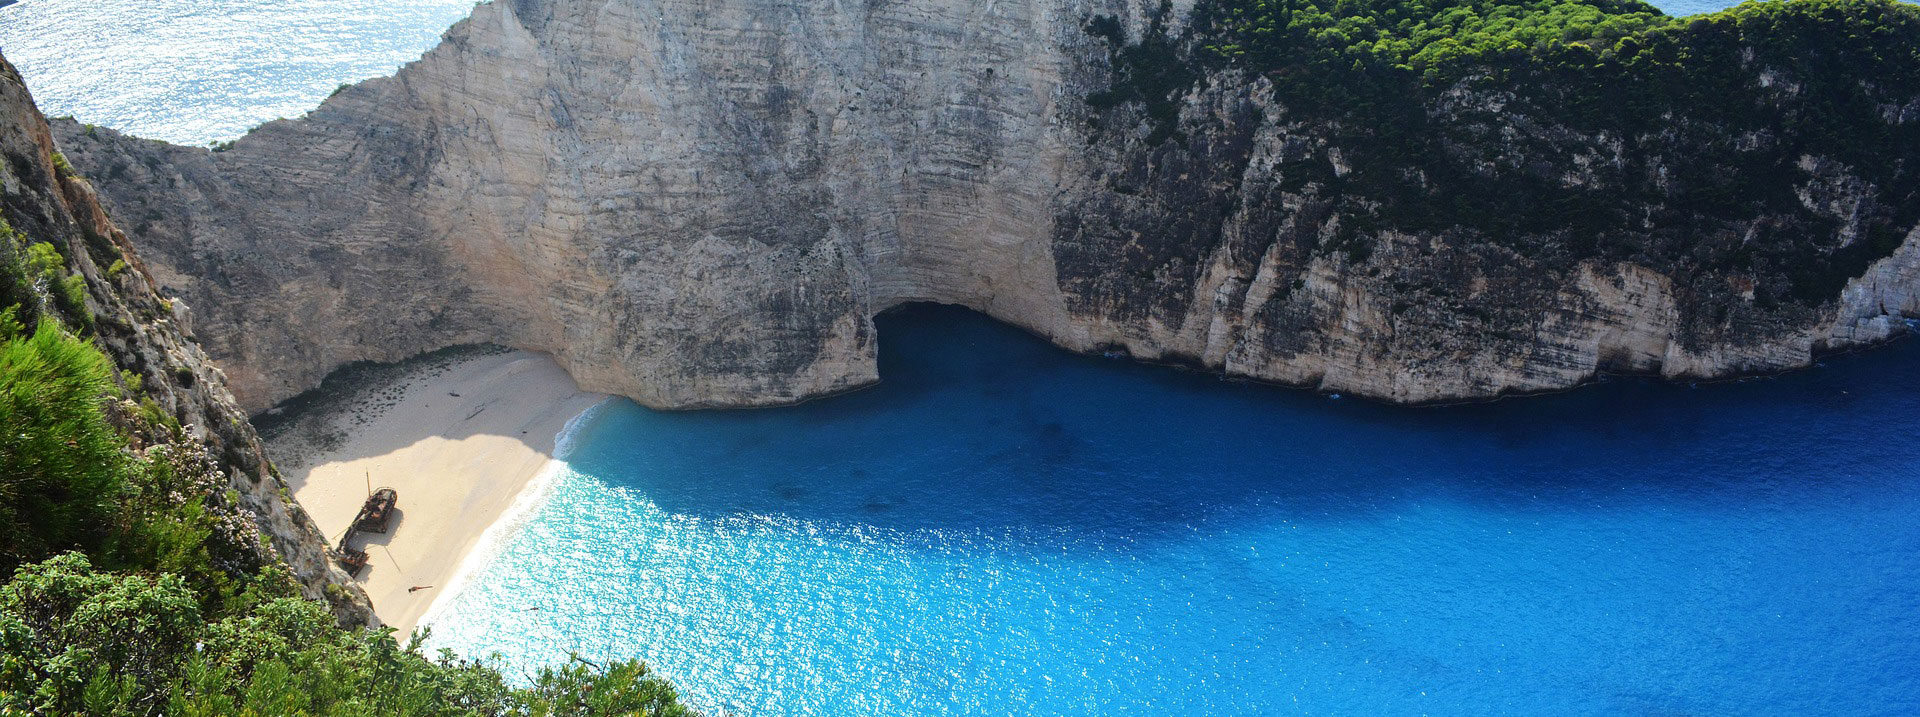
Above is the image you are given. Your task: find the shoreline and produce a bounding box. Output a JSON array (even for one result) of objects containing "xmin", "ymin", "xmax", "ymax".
[
  {"xmin": 414, "ymin": 395, "xmax": 610, "ymax": 630},
  {"xmin": 264, "ymin": 347, "xmax": 605, "ymax": 635}
]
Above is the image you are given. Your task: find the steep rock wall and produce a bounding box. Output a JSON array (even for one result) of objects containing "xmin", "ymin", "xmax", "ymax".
[
  {"xmin": 1, "ymin": 56, "xmax": 376, "ymax": 624},
  {"xmin": 50, "ymin": 0, "xmax": 1920, "ymax": 412}
]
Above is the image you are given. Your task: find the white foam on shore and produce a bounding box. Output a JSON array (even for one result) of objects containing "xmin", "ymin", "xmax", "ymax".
[{"xmin": 415, "ymin": 395, "xmax": 615, "ymax": 631}]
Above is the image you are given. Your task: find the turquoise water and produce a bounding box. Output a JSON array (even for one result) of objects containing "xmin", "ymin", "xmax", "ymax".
[
  {"xmin": 426, "ymin": 304, "xmax": 1920, "ymax": 716},
  {"xmin": 6, "ymin": 1, "xmax": 1916, "ymax": 713}
]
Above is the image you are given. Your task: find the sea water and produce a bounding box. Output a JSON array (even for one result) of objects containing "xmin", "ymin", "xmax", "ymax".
[
  {"xmin": 0, "ymin": 0, "xmax": 1742, "ymax": 146},
  {"xmin": 4, "ymin": 1, "xmax": 1915, "ymax": 714},
  {"xmin": 421, "ymin": 304, "xmax": 1920, "ymax": 716},
  {"xmin": 0, "ymin": 0, "xmax": 480, "ymax": 146}
]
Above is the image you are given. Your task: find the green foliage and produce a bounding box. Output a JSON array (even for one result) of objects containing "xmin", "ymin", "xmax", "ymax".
[
  {"xmin": 21, "ymin": 242, "xmax": 61, "ymax": 280},
  {"xmin": 105, "ymin": 445, "xmax": 256, "ymax": 612},
  {"xmin": 0, "ymin": 223, "xmax": 39, "ymax": 333},
  {"xmin": 0, "ymin": 553, "xmax": 200, "ymax": 715},
  {"xmin": 1100, "ymin": 0, "xmax": 1920, "ymax": 143},
  {"xmin": 1086, "ymin": 0, "xmax": 1920, "ymax": 303},
  {"xmin": 134, "ymin": 395, "xmax": 181, "ymax": 434},
  {"xmin": 1201, "ymin": 0, "xmax": 1920, "ymax": 137},
  {"xmin": 0, "ymin": 222, "xmax": 696, "ymax": 713},
  {"xmin": 0, "ymin": 323, "xmax": 126, "ymax": 572},
  {"xmin": 59, "ymin": 273, "xmax": 90, "ymax": 324},
  {"xmin": 166, "ymin": 600, "xmax": 519, "ymax": 716},
  {"xmin": 82, "ymin": 226, "xmax": 124, "ymax": 270},
  {"xmin": 0, "ymin": 554, "xmax": 694, "ymax": 716},
  {"xmin": 0, "ymin": 141, "xmax": 697, "ymax": 717},
  {"xmin": 18, "ymin": 240, "xmax": 90, "ymax": 329},
  {"xmin": 48, "ymin": 152, "xmax": 72, "ymax": 177},
  {"xmin": 0, "ymin": 305, "xmax": 21, "ymax": 342},
  {"xmin": 520, "ymin": 658, "xmax": 695, "ymax": 717},
  {"xmin": 1085, "ymin": 2, "xmax": 1197, "ymax": 144}
]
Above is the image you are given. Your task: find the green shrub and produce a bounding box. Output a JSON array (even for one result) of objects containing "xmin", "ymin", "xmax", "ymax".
[
  {"xmin": 58, "ymin": 273, "xmax": 90, "ymax": 327},
  {"xmin": 0, "ymin": 111, "xmax": 679, "ymax": 717},
  {"xmin": 0, "ymin": 262, "xmax": 696, "ymax": 713},
  {"xmin": 18, "ymin": 242, "xmax": 91, "ymax": 329},
  {"xmin": 0, "ymin": 323, "xmax": 126, "ymax": 573},
  {"xmin": 521, "ymin": 657, "xmax": 695, "ymax": 717},
  {"xmin": 0, "ymin": 552, "xmax": 201, "ymax": 715},
  {"xmin": 0, "ymin": 553, "xmax": 694, "ymax": 716},
  {"xmin": 0, "ymin": 305, "xmax": 21, "ymax": 341}
]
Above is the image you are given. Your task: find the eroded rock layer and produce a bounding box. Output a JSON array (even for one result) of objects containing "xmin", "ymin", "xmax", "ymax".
[
  {"xmin": 1, "ymin": 56, "xmax": 375, "ymax": 623},
  {"xmin": 51, "ymin": 0, "xmax": 1920, "ymax": 412}
]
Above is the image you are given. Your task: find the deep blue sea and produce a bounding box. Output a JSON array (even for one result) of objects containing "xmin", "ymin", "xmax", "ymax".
[
  {"xmin": 421, "ymin": 304, "xmax": 1920, "ymax": 716},
  {"xmin": 6, "ymin": 1, "xmax": 1918, "ymax": 714}
]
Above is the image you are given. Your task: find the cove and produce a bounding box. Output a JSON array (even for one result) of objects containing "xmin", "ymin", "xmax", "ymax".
[{"xmin": 425, "ymin": 304, "xmax": 1920, "ymax": 716}]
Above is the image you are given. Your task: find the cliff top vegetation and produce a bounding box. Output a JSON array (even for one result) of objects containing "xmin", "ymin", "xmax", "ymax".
[
  {"xmin": 1088, "ymin": 0, "xmax": 1920, "ymax": 311},
  {"xmin": 1, "ymin": 185, "xmax": 694, "ymax": 715}
]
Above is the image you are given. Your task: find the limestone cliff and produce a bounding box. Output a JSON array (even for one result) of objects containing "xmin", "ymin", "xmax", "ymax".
[
  {"xmin": 0, "ymin": 56, "xmax": 375, "ymax": 623},
  {"xmin": 49, "ymin": 0, "xmax": 1920, "ymax": 412}
]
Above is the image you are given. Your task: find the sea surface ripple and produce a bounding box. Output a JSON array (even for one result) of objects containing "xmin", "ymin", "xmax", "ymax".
[{"xmin": 427, "ymin": 305, "xmax": 1920, "ymax": 716}]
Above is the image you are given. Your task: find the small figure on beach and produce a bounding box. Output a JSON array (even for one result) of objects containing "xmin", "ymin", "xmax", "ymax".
[{"xmin": 408, "ymin": 585, "xmax": 433, "ymax": 593}]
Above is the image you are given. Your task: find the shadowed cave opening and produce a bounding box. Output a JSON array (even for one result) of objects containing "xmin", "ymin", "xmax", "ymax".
[
  {"xmin": 557, "ymin": 301, "xmax": 1920, "ymax": 530},
  {"xmin": 250, "ymin": 299, "xmax": 1920, "ymax": 538}
]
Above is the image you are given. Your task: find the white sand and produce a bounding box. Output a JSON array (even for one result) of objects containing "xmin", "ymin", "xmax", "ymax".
[{"xmin": 273, "ymin": 350, "xmax": 603, "ymax": 635}]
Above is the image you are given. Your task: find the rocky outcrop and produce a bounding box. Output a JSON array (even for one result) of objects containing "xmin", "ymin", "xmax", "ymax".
[
  {"xmin": 49, "ymin": 0, "xmax": 1920, "ymax": 412},
  {"xmin": 0, "ymin": 56, "xmax": 375, "ymax": 624}
]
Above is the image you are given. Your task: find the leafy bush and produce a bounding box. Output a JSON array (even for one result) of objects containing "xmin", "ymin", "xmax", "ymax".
[
  {"xmin": 0, "ymin": 553, "xmax": 694, "ymax": 716},
  {"xmin": 0, "ymin": 305, "xmax": 21, "ymax": 341},
  {"xmin": 0, "ymin": 204, "xmax": 696, "ymax": 713},
  {"xmin": 0, "ymin": 552, "xmax": 201, "ymax": 714},
  {"xmin": 520, "ymin": 658, "xmax": 695, "ymax": 717},
  {"xmin": 0, "ymin": 152, "xmax": 697, "ymax": 710},
  {"xmin": 0, "ymin": 323, "xmax": 126, "ymax": 572},
  {"xmin": 18, "ymin": 240, "xmax": 90, "ymax": 329}
]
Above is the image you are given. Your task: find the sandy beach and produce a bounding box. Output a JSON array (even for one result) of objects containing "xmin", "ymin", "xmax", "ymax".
[{"xmin": 265, "ymin": 348, "xmax": 604, "ymax": 635}]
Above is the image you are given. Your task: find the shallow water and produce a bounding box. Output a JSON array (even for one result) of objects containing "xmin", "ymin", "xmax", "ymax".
[
  {"xmin": 0, "ymin": 0, "xmax": 1743, "ymax": 146},
  {"xmin": 6, "ymin": 0, "xmax": 1915, "ymax": 714},
  {"xmin": 425, "ymin": 304, "xmax": 1920, "ymax": 716}
]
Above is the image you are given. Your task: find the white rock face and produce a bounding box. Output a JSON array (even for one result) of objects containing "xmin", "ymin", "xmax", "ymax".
[
  {"xmin": 0, "ymin": 55, "xmax": 374, "ymax": 623},
  {"xmin": 52, "ymin": 0, "xmax": 1920, "ymax": 412},
  {"xmin": 61, "ymin": 0, "xmax": 1120, "ymax": 411}
]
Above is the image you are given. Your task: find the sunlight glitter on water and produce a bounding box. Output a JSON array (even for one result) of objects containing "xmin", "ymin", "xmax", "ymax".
[
  {"xmin": 0, "ymin": 0, "xmax": 478, "ymax": 145},
  {"xmin": 424, "ymin": 305, "xmax": 1920, "ymax": 716},
  {"xmin": 0, "ymin": 0, "xmax": 1742, "ymax": 147}
]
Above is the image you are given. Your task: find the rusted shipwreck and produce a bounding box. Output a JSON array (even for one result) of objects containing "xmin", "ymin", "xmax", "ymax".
[
  {"xmin": 355, "ymin": 487, "xmax": 398, "ymax": 533},
  {"xmin": 333, "ymin": 487, "xmax": 399, "ymax": 577}
]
